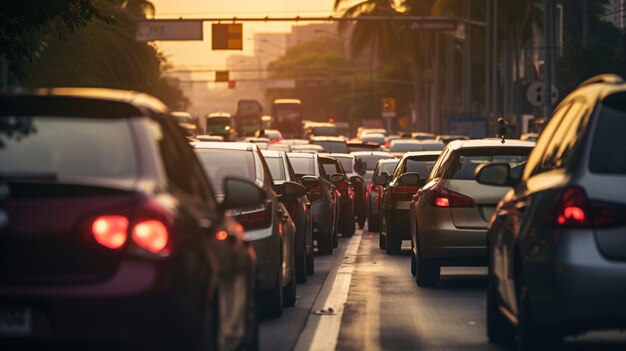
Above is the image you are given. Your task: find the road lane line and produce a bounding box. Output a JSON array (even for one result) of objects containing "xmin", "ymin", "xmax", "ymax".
[{"xmin": 294, "ymin": 231, "xmax": 362, "ymax": 351}]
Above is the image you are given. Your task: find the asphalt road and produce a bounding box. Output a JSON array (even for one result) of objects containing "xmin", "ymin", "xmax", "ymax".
[{"xmin": 260, "ymin": 227, "xmax": 626, "ymax": 351}]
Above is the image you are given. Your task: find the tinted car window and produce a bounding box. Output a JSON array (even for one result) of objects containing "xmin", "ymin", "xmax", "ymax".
[
  {"xmin": 337, "ymin": 157, "xmax": 354, "ymax": 173},
  {"xmin": 445, "ymin": 148, "xmax": 531, "ymax": 180},
  {"xmin": 403, "ymin": 157, "xmax": 439, "ymax": 178},
  {"xmin": 311, "ymin": 126, "xmax": 338, "ymax": 136},
  {"xmin": 311, "ymin": 141, "xmax": 348, "ymax": 153},
  {"xmin": 381, "ymin": 161, "xmax": 399, "ymax": 174},
  {"xmin": 0, "ymin": 116, "xmax": 136, "ymax": 179},
  {"xmin": 590, "ymin": 102, "xmax": 626, "ymax": 174},
  {"xmin": 265, "ymin": 157, "xmax": 286, "ymax": 181},
  {"xmin": 195, "ymin": 149, "xmax": 256, "ymax": 194},
  {"xmin": 290, "ymin": 157, "xmax": 315, "ymax": 175}
]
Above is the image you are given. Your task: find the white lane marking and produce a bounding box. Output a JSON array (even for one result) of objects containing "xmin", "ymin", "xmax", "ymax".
[{"xmin": 294, "ymin": 231, "xmax": 362, "ymax": 351}]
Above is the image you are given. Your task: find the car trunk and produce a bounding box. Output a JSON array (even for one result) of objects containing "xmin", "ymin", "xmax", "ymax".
[
  {"xmin": 0, "ymin": 182, "xmax": 137, "ymax": 285},
  {"xmin": 444, "ymin": 179, "xmax": 510, "ymax": 229}
]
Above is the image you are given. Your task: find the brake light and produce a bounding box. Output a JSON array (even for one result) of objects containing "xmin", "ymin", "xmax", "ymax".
[
  {"xmin": 308, "ymin": 185, "xmax": 322, "ymax": 201},
  {"xmin": 91, "ymin": 215, "xmax": 128, "ymax": 250},
  {"xmin": 234, "ymin": 203, "xmax": 272, "ymax": 229},
  {"xmin": 337, "ymin": 182, "xmax": 349, "ymax": 192},
  {"xmin": 216, "ymin": 230, "xmax": 228, "ymax": 241},
  {"xmin": 548, "ymin": 186, "xmax": 626, "ymax": 228},
  {"xmin": 132, "ymin": 220, "xmax": 169, "ymax": 254},
  {"xmin": 428, "ymin": 185, "xmax": 474, "ymax": 207}
]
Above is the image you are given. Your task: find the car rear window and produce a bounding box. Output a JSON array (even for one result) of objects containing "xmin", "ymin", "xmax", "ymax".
[
  {"xmin": 194, "ymin": 149, "xmax": 256, "ymax": 194},
  {"xmin": 404, "ymin": 156, "xmax": 439, "ymax": 178},
  {"xmin": 355, "ymin": 155, "xmax": 393, "ymax": 170},
  {"xmin": 311, "ymin": 126, "xmax": 339, "ymax": 136},
  {"xmin": 290, "ymin": 157, "xmax": 315, "ymax": 175},
  {"xmin": 0, "ymin": 116, "xmax": 136, "ymax": 179},
  {"xmin": 321, "ymin": 161, "xmax": 342, "ymax": 176},
  {"xmin": 311, "ymin": 141, "xmax": 348, "ymax": 153},
  {"xmin": 590, "ymin": 102, "xmax": 626, "ymax": 174},
  {"xmin": 446, "ymin": 147, "xmax": 531, "ymax": 180},
  {"xmin": 265, "ymin": 157, "xmax": 286, "ymax": 181}
]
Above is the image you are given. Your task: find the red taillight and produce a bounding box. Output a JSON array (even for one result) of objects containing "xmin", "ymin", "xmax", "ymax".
[
  {"xmin": 234, "ymin": 203, "xmax": 272, "ymax": 229},
  {"xmin": 132, "ymin": 220, "xmax": 169, "ymax": 254},
  {"xmin": 91, "ymin": 215, "xmax": 128, "ymax": 250},
  {"xmin": 216, "ymin": 230, "xmax": 228, "ymax": 241},
  {"xmin": 427, "ymin": 185, "xmax": 475, "ymax": 208},
  {"xmin": 337, "ymin": 182, "xmax": 349, "ymax": 192},
  {"xmin": 308, "ymin": 185, "xmax": 322, "ymax": 201},
  {"xmin": 549, "ymin": 187, "xmax": 590, "ymax": 227}
]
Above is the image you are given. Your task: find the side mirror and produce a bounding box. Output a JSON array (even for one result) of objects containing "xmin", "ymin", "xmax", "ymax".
[
  {"xmin": 300, "ymin": 175, "xmax": 321, "ymax": 190},
  {"xmin": 330, "ymin": 173, "xmax": 346, "ymax": 184},
  {"xmin": 475, "ymin": 163, "xmax": 514, "ymax": 187},
  {"xmin": 398, "ymin": 172, "xmax": 421, "ymax": 186},
  {"xmin": 281, "ymin": 181, "xmax": 307, "ymax": 200},
  {"xmin": 374, "ymin": 175, "xmax": 388, "ymax": 186},
  {"xmin": 349, "ymin": 175, "xmax": 364, "ymax": 184},
  {"xmin": 221, "ymin": 177, "xmax": 267, "ymax": 210}
]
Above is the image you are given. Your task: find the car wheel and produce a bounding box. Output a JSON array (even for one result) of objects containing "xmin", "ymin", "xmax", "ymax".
[
  {"xmin": 295, "ymin": 246, "xmax": 307, "ymax": 284},
  {"xmin": 342, "ymin": 218, "xmax": 356, "ymax": 238},
  {"xmin": 368, "ymin": 214, "xmax": 379, "ymax": 232},
  {"xmin": 385, "ymin": 231, "xmax": 401, "ymax": 255},
  {"xmin": 306, "ymin": 251, "xmax": 315, "ymax": 275},
  {"xmin": 260, "ymin": 261, "xmax": 284, "ymax": 319},
  {"xmin": 415, "ymin": 255, "xmax": 440, "ymax": 287},
  {"xmin": 411, "ymin": 252, "xmax": 417, "ymax": 277},
  {"xmin": 486, "ymin": 262, "xmax": 514, "ymax": 346},
  {"xmin": 378, "ymin": 232, "xmax": 386, "ymax": 250},
  {"xmin": 317, "ymin": 233, "xmax": 333, "ymax": 255},
  {"xmin": 283, "ymin": 248, "xmax": 297, "ymax": 307},
  {"xmin": 201, "ymin": 293, "xmax": 219, "ymax": 351},
  {"xmin": 516, "ymin": 281, "xmax": 563, "ymax": 351},
  {"xmin": 357, "ymin": 215, "xmax": 366, "ymax": 229}
]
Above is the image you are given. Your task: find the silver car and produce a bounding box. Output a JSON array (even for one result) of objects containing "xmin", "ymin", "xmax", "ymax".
[{"xmin": 409, "ymin": 139, "xmax": 534, "ymax": 286}]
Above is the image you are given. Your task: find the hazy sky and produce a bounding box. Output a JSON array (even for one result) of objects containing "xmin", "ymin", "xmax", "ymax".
[{"xmin": 151, "ymin": 0, "xmax": 338, "ymax": 67}]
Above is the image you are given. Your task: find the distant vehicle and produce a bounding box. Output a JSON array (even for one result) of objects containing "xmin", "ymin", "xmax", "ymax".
[
  {"xmin": 205, "ymin": 111, "xmax": 234, "ymax": 141},
  {"xmin": 193, "ymin": 142, "xmax": 300, "ymax": 318},
  {"xmin": 389, "ymin": 139, "xmax": 444, "ymax": 157},
  {"xmin": 171, "ymin": 110, "xmax": 197, "ymax": 128},
  {"xmin": 289, "ymin": 144, "xmax": 325, "ymax": 153},
  {"xmin": 367, "ymin": 159, "xmax": 400, "ymax": 232},
  {"xmin": 288, "ymin": 152, "xmax": 339, "ymax": 255},
  {"xmin": 236, "ymin": 99, "xmax": 263, "ymax": 137},
  {"xmin": 279, "ymin": 139, "xmax": 310, "ymax": 146},
  {"xmin": 268, "ymin": 143, "xmax": 291, "ymax": 152},
  {"xmin": 412, "ymin": 132, "xmax": 437, "ymax": 140},
  {"xmin": 243, "ymin": 137, "xmax": 270, "ymax": 150},
  {"xmin": 347, "ymin": 141, "xmax": 383, "ymax": 153},
  {"xmin": 310, "ymin": 136, "xmax": 349, "ymax": 153},
  {"xmin": 304, "ymin": 122, "xmax": 339, "ymax": 138},
  {"xmin": 435, "ymin": 134, "xmax": 470, "ymax": 144},
  {"xmin": 272, "ymin": 99, "xmax": 302, "ymax": 139},
  {"xmin": 357, "ymin": 128, "xmax": 387, "ymax": 140},
  {"xmin": 361, "ymin": 133, "xmax": 386, "ymax": 145},
  {"xmin": 0, "ymin": 88, "xmax": 258, "ymax": 350},
  {"xmin": 409, "ymin": 139, "xmax": 534, "ymax": 286},
  {"xmin": 351, "ymin": 151, "xmax": 396, "ymax": 182},
  {"xmin": 319, "ymin": 155, "xmax": 355, "ymax": 239},
  {"xmin": 196, "ymin": 134, "xmax": 225, "ymax": 142},
  {"xmin": 256, "ymin": 128, "xmax": 283, "ymax": 143},
  {"xmin": 332, "ymin": 154, "xmax": 367, "ymax": 228}
]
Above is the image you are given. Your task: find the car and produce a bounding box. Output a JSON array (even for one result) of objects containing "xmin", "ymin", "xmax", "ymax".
[
  {"xmin": 267, "ymin": 143, "xmax": 291, "ymax": 152},
  {"xmin": 351, "ymin": 151, "xmax": 396, "ymax": 183},
  {"xmin": 389, "ymin": 139, "xmax": 444, "ymax": 157},
  {"xmin": 367, "ymin": 158, "xmax": 400, "ymax": 232},
  {"xmin": 357, "ymin": 128, "xmax": 387, "ymax": 140},
  {"xmin": 278, "ymin": 139, "xmax": 310, "ymax": 146},
  {"xmin": 243, "ymin": 137, "xmax": 270, "ymax": 150},
  {"xmin": 255, "ymin": 129, "xmax": 283, "ymax": 143},
  {"xmin": 310, "ymin": 136, "xmax": 349, "ymax": 153},
  {"xmin": 304, "ymin": 122, "xmax": 339, "ymax": 138},
  {"xmin": 331, "ymin": 154, "xmax": 367, "ymax": 229},
  {"xmin": 196, "ymin": 134, "xmax": 225, "ymax": 142},
  {"xmin": 412, "ymin": 132, "xmax": 436, "ymax": 140},
  {"xmin": 360, "ymin": 133, "xmax": 386, "ymax": 145},
  {"xmin": 319, "ymin": 155, "xmax": 356, "ymax": 240},
  {"xmin": 377, "ymin": 151, "xmax": 442, "ymax": 254},
  {"xmin": 261, "ymin": 150, "xmax": 314, "ymax": 282},
  {"xmin": 477, "ymin": 74, "xmax": 626, "ymax": 349},
  {"xmin": 287, "ymin": 153, "xmax": 339, "ymax": 255},
  {"xmin": 347, "ymin": 141, "xmax": 382, "ymax": 153},
  {"xmin": 408, "ymin": 139, "xmax": 534, "ymax": 287},
  {"xmin": 0, "ymin": 88, "xmax": 258, "ymax": 350},
  {"xmin": 193, "ymin": 142, "xmax": 300, "ymax": 318}
]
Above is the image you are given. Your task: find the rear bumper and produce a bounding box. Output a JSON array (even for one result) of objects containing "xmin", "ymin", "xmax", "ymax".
[
  {"xmin": 525, "ymin": 229, "xmax": 626, "ymax": 332},
  {"xmin": 0, "ymin": 260, "xmax": 209, "ymax": 350}
]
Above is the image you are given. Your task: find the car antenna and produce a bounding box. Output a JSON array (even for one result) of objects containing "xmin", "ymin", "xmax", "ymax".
[{"xmin": 497, "ymin": 117, "xmax": 506, "ymax": 144}]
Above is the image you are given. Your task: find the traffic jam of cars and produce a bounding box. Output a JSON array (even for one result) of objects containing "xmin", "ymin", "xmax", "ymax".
[{"xmin": 2, "ymin": 74, "xmax": 626, "ymax": 350}]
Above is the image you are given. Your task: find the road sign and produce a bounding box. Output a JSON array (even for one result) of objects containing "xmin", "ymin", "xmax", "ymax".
[
  {"xmin": 212, "ymin": 24, "xmax": 243, "ymax": 50},
  {"xmin": 527, "ymin": 82, "xmax": 558, "ymax": 108},
  {"xmin": 136, "ymin": 20, "xmax": 203, "ymax": 41},
  {"xmin": 215, "ymin": 71, "xmax": 229, "ymax": 82},
  {"xmin": 382, "ymin": 98, "xmax": 396, "ymax": 118}
]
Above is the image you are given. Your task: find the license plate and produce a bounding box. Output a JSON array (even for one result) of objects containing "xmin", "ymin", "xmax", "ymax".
[{"xmin": 0, "ymin": 306, "xmax": 32, "ymax": 336}]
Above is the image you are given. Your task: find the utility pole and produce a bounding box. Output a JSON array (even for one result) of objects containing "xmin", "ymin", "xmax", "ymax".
[
  {"xmin": 463, "ymin": 0, "xmax": 471, "ymax": 114},
  {"xmin": 543, "ymin": 0, "xmax": 555, "ymax": 120},
  {"xmin": 432, "ymin": 33, "xmax": 440, "ymax": 133}
]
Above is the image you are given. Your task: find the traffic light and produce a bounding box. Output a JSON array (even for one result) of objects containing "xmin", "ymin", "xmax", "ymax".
[
  {"xmin": 228, "ymin": 80, "xmax": 236, "ymax": 89},
  {"xmin": 212, "ymin": 24, "xmax": 243, "ymax": 50},
  {"xmin": 215, "ymin": 70, "xmax": 229, "ymax": 82}
]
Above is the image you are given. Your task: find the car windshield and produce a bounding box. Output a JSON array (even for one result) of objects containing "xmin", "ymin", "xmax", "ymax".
[
  {"xmin": 447, "ymin": 147, "xmax": 532, "ymax": 180},
  {"xmin": 337, "ymin": 157, "xmax": 354, "ymax": 173},
  {"xmin": 290, "ymin": 157, "xmax": 315, "ymax": 176},
  {"xmin": 207, "ymin": 117, "xmax": 230, "ymax": 126},
  {"xmin": 0, "ymin": 116, "xmax": 136, "ymax": 180},
  {"xmin": 355, "ymin": 155, "xmax": 394, "ymax": 170},
  {"xmin": 265, "ymin": 157, "xmax": 286, "ymax": 181},
  {"xmin": 194, "ymin": 149, "xmax": 256, "ymax": 194},
  {"xmin": 311, "ymin": 141, "xmax": 348, "ymax": 153}
]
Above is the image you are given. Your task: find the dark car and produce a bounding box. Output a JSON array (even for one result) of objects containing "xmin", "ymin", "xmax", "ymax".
[
  {"xmin": 193, "ymin": 142, "xmax": 301, "ymax": 319},
  {"xmin": 261, "ymin": 150, "xmax": 314, "ymax": 282},
  {"xmin": 0, "ymin": 88, "xmax": 259, "ymax": 350},
  {"xmin": 378, "ymin": 151, "xmax": 442, "ymax": 254},
  {"xmin": 287, "ymin": 153, "xmax": 339, "ymax": 255},
  {"xmin": 332, "ymin": 154, "xmax": 367, "ymax": 229},
  {"xmin": 366, "ymin": 158, "xmax": 400, "ymax": 232},
  {"xmin": 319, "ymin": 156, "xmax": 355, "ymax": 240},
  {"xmin": 477, "ymin": 74, "xmax": 626, "ymax": 350}
]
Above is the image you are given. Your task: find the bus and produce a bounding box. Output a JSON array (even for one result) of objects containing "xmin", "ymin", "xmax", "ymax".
[
  {"xmin": 272, "ymin": 99, "xmax": 302, "ymax": 139},
  {"xmin": 235, "ymin": 99, "xmax": 263, "ymax": 137},
  {"xmin": 205, "ymin": 111, "xmax": 234, "ymax": 141}
]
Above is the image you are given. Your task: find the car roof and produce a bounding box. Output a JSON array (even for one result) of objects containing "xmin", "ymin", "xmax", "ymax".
[
  {"xmin": 329, "ymin": 153, "xmax": 354, "ymax": 159},
  {"xmin": 287, "ymin": 152, "xmax": 316, "ymax": 158},
  {"xmin": 446, "ymin": 139, "xmax": 536, "ymax": 150},
  {"xmin": 310, "ymin": 136, "xmax": 346, "ymax": 142},
  {"xmin": 402, "ymin": 151, "xmax": 442, "ymax": 158},
  {"xmin": 351, "ymin": 151, "xmax": 394, "ymax": 156},
  {"xmin": 1, "ymin": 87, "xmax": 168, "ymax": 114},
  {"xmin": 391, "ymin": 139, "xmax": 423, "ymax": 144},
  {"xmin": 192, "ymin": 142, "xmax": 259, "ymax": 151},
  {"xmin": 260, "ymin": 149, "xmax": 284, "ymax": 157}
]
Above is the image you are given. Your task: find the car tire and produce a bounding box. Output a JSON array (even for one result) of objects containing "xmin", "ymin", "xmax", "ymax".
[
  {"xmin": 516, "ymin": 281, "xmax": 563, "ymax": 351},
  {"xmin": 306, "ymin": 251, "xmax": 315, "ymax": 275},
  {"xmin": 341, "ymin": 218, "xmax": 356, "ymax": 238},
  {"xmin": 295, "ymin": 246, "xmax": 307, "ymax": 284},
  {"xmin": 368, "ymin": 214, "xmax": 379, "ymax": 232},
  {"xmin": 260, "ymin": 262, "xmax": 284, "ymax": 319},
  {"xmin": 283, "ymin": 249, "xmax": 297, "ymax": 307},
  {"xmin": 411, "ymin": 252, "xmax": 417, "ymax": 277},
  {"xmin": 415, "ymin": 255, "xmax": 440, "ymax": 287},
  {"xmin": 357, "ymin": 215, "xmax": 366, "ymax": 229},
  {"xmin": 385, "ymin": 232, "xmax": 401, "ymax": 255},
  {"xmin": 486, "ymin": 262, "xmax": 514, "ymax": 346},
  {"xmin": 378, "ymin": 232, "xmax": 386, "ymax": 250},
  {"xmin": 317, "ymin": 233, "xmax": 333, "ymax": 255},
  {"xmin": 201, "ymin": 293, "xmax": 219, "ymax": 351}
]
